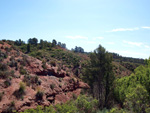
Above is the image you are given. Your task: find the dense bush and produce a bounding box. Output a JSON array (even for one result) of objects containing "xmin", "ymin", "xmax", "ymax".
[
  {"xmin": 0, "ymin": 63, "xmax": 8, "ymax": 71},
  {"xmin": 75, "ymin": 95, "xmax": 98, "ymax": 113},
  {"xmin": 114, "ymin": 58, "xmax": 150, "ymax": 112},
  {"xmin": 20, "ymin": 66, "xmax": 27, "ymax": 75},
  {"xmin": 20, "ymin": 95, "xmax": 98, "ymax": 113},
  {"xmin": 14, "ymin": 82, "xmax": 26, "ymax": 99},
  {"xmin": 36, "ymin": 90, "xmax": 43, "ymax": 100},
  {"xmin": 50, "ymin": 60, "xmax": 56, "ymax": 67},
  {"xmin": 19, "ymin": 82, "xmax": 26, "ymax": 95},
  {"xmin": 4, "ymin": 79, "xmax": 11, "ymax": 87},
  {"xmin": 50, "ymin": 84, "xmax": 55, "ymax": 90}
]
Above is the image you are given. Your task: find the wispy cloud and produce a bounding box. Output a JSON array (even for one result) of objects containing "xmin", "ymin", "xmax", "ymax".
[
  {"xmin": 66, "ymin": 35, "xmax": 88, "ymax": 39},
  {"xmin": 141, "ymin": 26, "xmax": 150, "ymax": 29},
  {"xmin": 108, "ymin": 26, "xmax": 150, "ymax": 32},
  {"xmin": 109, "ymin": 27, "xmax": 139, "ymax": 32},
  {"xmin": 107, "ymin": 42, "xmax": 115, "ymax": 45},
  {"xmin": 144, "ymin": 45, "xmax": 150, "ymax": 49},
  {"xmin": 123, "ymin": 40, "xmax": 143, "ymax": 47}
]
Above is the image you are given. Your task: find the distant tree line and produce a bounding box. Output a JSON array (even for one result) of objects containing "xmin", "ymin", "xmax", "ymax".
[
  {"xmin": 72, "ymin": 46, "xmax": 84, "ymax": 53},
  {"xmin": 112, "ymin": 53, "xmax": 145, "ymax": 64},
  {"xmin": 14, "ymin": 38, "xmax": 67, "ymax": 52}
]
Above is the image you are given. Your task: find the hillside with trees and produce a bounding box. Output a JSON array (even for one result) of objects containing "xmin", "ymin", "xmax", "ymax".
[{"xmin": 0, "ymin": 38, "xmax": 149, "ymax": 113}]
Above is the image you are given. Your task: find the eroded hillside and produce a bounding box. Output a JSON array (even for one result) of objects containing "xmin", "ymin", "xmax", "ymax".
[{"xmin": 0, "ymin": 41, "xmax": 89, "ymax": 112}]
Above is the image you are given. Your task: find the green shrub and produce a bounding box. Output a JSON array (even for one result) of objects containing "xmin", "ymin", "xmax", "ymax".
[
  {"xmin": 108, "ymin": 107, "xmax": 127, "ymax": 113},
  {"xmin": 59, "ymin": 78, "xmax": 63, "ymax": 82},
  {"xmin": 0, "ymin": 41, "xmax": 4, "ymax": 44},
  {"xmin": 50, "ymin": 84, "xmax": 55, "ymax": 90},
  {"xmin": 23, "ymin": 75, "xmax": 31, "ymax": 86},
  {"xmin": 42, "ymin": 60, "xmax": 47, "ymax": 69},
  {"xmin": 9, "ymin": 60, "xmax": 17, "ymax": 67},
  {"xmin": 57, "ymin": 67, "xmax": 61, "ymax": 72},
  {"xmin": 4, "ymin": 101, "xmax": 16, "ymax": 113},
  {"xmin": 72, "ymin": 93, "xmax": 77, "ymax": 100},
  {"xmin": 50, "ymin": 60, "xmax": 56, "ymax": 67},
  {"xmin": 55, "ymin": 101, "xmax": 77, "ymax": 113},
  {"xmin": 0, "ymin": 92, "xmax": 4, "ymax": 101},
  {"xmin": 4, "ymin": 79, "xmax": 11, "ymax": 87},
  {"xmin": 75, "ymin": 95, "xmax": 98, "ymax": 113},
  {"xmin": 36, "ymin": 90, "xmax": 44, "ymax": 100},
  {"xmin": 124, "ymin": 85, "xmax": 149, "ymax": 113},
  {"xmin": 20, "ymin": 66, "xmax": 27, "ymax": 75},
  {"xmin": 14, "ymin": 82, "xmax": 26, "ymax": 99},
  {"xmin": 0, "ymin": 63, "xmax": 8, "ymax": 71},
  {"xmin": 19, "ymin": 82, "xmax": 26, "ymax": 95},
  {"xmin": 0, "ymin": 70, "xmax": 10, "ymax": 79}
]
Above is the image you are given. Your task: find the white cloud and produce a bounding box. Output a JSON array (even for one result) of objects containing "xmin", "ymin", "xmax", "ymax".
[
  {"xmin": 66, "ymin": 35, "xmax": 88, "ymax": 39},
  {"xmin": 123, "ymin": 40, "xmax": 143, "ymax": 47},
  {"xmin": 144, "ymin": 45, "xmax": 150, "ymax": 49},
  {"xmin": 94, "ymin": 37, "xmax": 104, "ymax": 40},
  {"xmin": 109, "ymin": 27, "xmax": 139, "ymax": 32},
  {"xmin": 141, "ymin": 26, "xmax": 150, "ymax": 29},
  {"xmin": 108, "ymin": 26, "xmax": 150, "ymax": 32}
]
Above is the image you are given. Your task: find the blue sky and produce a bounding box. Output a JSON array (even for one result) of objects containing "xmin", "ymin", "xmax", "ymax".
[{"xmin": 0, "ymin": 0, "xmax": 150, "ymax": 59}]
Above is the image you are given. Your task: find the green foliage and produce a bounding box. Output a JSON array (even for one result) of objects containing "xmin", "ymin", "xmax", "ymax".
[
  {"xmin": 0, "ymin": 50, "xmax": 8, "ymax": 61},
  {"xmin": 14, "ymin": 82, "xmax": 26, "ymax": 99},
  {"xmin": 14, "ymin": 39, "xmax": 25, "ymax": 46},
  {"xmin": 42, "ymin": 60, "xmax": 47, "ymax": 69},
  {"xmin": 55, "ymin": 102, "xmax": 77, "ymax": 113},
  {"xmin": 75, "ymin": 95, "xmax": 98, "ymax": 113},
  {"xmin": 21, "ymin": 105, "xmax": 55, "ymax": 113},
  {"xmin": 50, "ymin": 60, "xmax": 56, "ymax": 67},
  {"xmin": 52, "ymin": 39, "xmax": 57, "ymax": 47},
  {"xmin": 83, "ymin": 45, "xmax": 115, "ymax": 108},
  {"xmin": 20, "ymin": 66, "xmax": 27, "ymax": 75},
  {"xmin": 4, "ymin": 101, "xmax": 16, "ymax": 113},
  {"xmin": 96, "ymin": 108, "xmax": 109, "ymax": 113},
  {"xmin": 28, "ymin": 38, "xmax": 38, "ymax": 46},
  {"xmin": 108, "ymin": 107, "xmax": 127, "ymax": 113},
  {"xmin": 36, "ymin": 90, "xmax": 44, "ymax": 100},
  {"xmin": 19, "ymin": 82, "xmax": 26, "ymax": 95},
  {"xmin": 0, "ymin": 63, "xmax": 14, "ymax": 79},
  {"xmin": 20, "ymin": 95, "xmax": 98, "ymax": 113},
  {"xmin": 112, "ymin": 53, "xmax": 145, "ymax": 64},
  {"xmin": 50, "ymin": 84, "xmax": 55, "ymax": 90},
  {"xmin": 0, "ymin": 92, "xmax": 4, "ymax": 101},
  {"xmin": 124, "ymin": 85, "xmax": 149, "ymax": 113},
  {"xmin": 4, "ymin": 79, "xmax": 11, "ymax": 87},
  {"xmin": 72, "ymin": 93, "xmax": 77, "ymax": 100},
  {"xmin": 9, "ymin": 59, "xmax": 17, "ymax": 67},
  {"xmin": 27, "ymin": 44, "xmax": 31, "ymax": 53},
  {"xmin": 114, "ymin": 58, "xmax": 150, "ymax": 112},
  {"xmin": 0, "ymin": 63, "xmax": 8, "ymax": 71},
  {"xmin": 23, "ymin": 75, "xmax": 40, "ymax": 86}
]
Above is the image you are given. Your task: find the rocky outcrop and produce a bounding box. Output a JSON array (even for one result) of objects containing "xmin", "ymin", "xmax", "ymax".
[{"xmin": 0, "ymin": 42, "xmax": 89, "ymax": 112}]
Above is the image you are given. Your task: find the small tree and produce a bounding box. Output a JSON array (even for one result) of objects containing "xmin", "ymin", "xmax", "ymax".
[
  {"xmin": 27, "ymin": 44, "xmax": 31, "ymax": 53},
  {"xmin": 52, "ymin": 39, "xmax": 57, "ymax": 47}
]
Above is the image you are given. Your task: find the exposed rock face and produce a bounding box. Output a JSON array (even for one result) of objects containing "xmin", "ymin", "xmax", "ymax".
[{"xmin": 0, "ymin": 42, "xmax": 89, "ymax": 112}]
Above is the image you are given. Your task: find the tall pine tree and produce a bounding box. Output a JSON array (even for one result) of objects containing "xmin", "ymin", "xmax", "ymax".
[{"xmin": 84, "ymin": 45, "xmax": 115, "ymax": 109}]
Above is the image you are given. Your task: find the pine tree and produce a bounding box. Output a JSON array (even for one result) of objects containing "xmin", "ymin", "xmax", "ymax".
[
  {"xmin": 84, "ymin": 45, "xmax": 114, "ymax": 109},
  {"xmin": 27, "ymin": 44, "xmax": 31, "ymax": 53}
]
